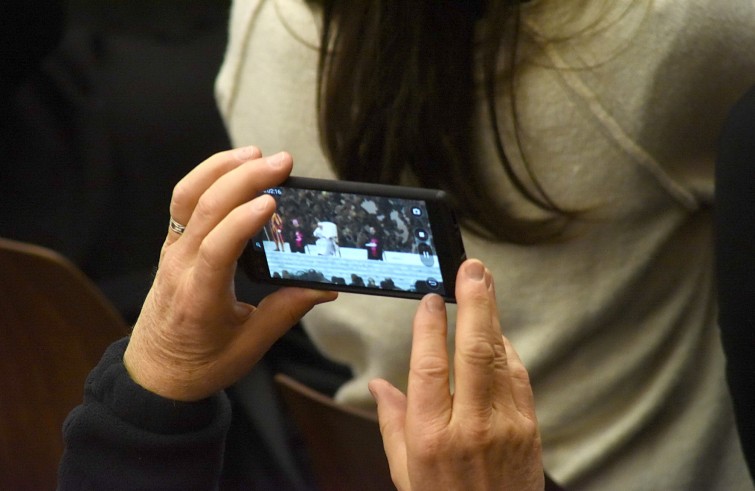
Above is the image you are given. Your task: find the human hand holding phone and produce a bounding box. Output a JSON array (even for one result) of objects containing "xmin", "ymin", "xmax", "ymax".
[{"xmin": 125, "ymin": 148, "xmax": 337, "ymax": 402}]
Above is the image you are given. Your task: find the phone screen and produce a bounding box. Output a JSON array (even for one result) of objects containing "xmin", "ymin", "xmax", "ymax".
[{"xmin": 241, "ymin": 177, "xmax": 466, "ymax": 301}]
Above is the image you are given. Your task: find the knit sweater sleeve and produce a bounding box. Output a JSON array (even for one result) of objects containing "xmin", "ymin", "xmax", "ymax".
[{"xmin": 57, "ymin": 337, "xmax": 232, "ymax": 491}]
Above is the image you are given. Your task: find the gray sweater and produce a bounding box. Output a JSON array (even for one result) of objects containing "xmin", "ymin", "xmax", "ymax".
[{"xmin": 215, "ymin": 0, "xmax": 755, "ymax": 488}]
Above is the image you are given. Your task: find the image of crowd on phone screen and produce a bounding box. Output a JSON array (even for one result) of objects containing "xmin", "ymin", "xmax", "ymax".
[
  {"xmin": 254, "ymin": 187, "xmax": 445, "ymax": 293},
  {"xmin": 259, "ymin": 188, "xmax": 435, "ymax": 258}
]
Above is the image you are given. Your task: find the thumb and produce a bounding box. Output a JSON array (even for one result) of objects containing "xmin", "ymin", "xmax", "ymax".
[
  {"xmin": 238, "ymin": 287, "xmax": 337, "ymax": 353},
  {"xmin": 257, "ymin": 286, "xmax": 336, "ymax": 329}
]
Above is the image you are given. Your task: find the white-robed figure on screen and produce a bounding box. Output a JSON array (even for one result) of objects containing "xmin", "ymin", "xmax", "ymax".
[{"xmin": 313, "ymin": 221, "xmax": 339, "ymax": 256}]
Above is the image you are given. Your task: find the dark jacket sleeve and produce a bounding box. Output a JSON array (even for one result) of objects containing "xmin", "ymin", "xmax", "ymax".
[
  {"xmin": 715, "ymin": 84, "xmax": 755, "ymax": 482},
  {"xmin": 57, "ymin": 338, "xmax": 232, "ymax": 491}
]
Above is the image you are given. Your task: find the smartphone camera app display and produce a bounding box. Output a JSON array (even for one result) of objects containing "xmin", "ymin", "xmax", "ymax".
[{"xmin": 250, "ymin": 183, "xmax": 448, "ymax": 297}]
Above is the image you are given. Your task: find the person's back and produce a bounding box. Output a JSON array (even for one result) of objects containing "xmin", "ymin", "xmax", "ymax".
[{"xmin": 216, "ymin": 0, "xmax": 755, "ymax": 488}]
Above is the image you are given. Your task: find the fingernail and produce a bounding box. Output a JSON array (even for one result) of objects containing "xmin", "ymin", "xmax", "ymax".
[
  {"xmin": 367, "ymin": 382, "xmax": 378, "ymax": 400},
  {"xmin": 266, "ymin": 151, "xmax": 286, "ymax": 168},
  {"xmin": 464, "ymin": 260, "xmax": 485, "ymax": 281},
  {"xmin": 255, "ymin": 195, "xmax": 271, "ymax": 210},
  {"xmin": 234, "ymin": 145, "xmax": 260, "ymax": 161},
  {"xmin": 424, "ymin": 293, "xmax": 445, "ymax": 312}
]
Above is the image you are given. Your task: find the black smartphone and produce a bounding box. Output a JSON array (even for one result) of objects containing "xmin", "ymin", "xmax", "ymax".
[{"xmin": 239, "ymin": 177, "xmax": 467, "ymax": 302}]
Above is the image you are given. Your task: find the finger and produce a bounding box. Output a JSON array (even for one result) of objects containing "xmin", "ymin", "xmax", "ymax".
[
  {"xmin": 182, "ymin": 152, "xmax": 292, "ymax": 246},
  {"xmin": 487, "ymin": 265, "xmax": 503, "ymax": 336},
  {"xmin": 194, "ymin": 287, "xmax": 336, "ymax": 400},
  {"xmin": 204, "ymin": 287, "xmax": 336, "ymax": 391},
  {"xmin": 406, "ymin": 293, "xmax": 452, "ymax": 428},
  {"xmin": 484, "ymin": 272, "xmax": 517, "ymax": 412},
  {"xmin": 166, "ymin": 146, "xmax": 261, "ymax": 247},
  {"xmin": 206, "ymin": 288, "xmax": 336, "ymax": 389},
  {"xmin": 501, "ymin": 335, "xmax": 537, "ymax": 421},
  {"xmin": 190, "ymin": 194, "xmax": 276, "ymax": 295},
  {"xmin": 369, "ymin": 378, "xmax": 410, "ymax": 491},
  {"xmin": 452, "ymin": 259, "xmax": 499, "ymax": 417},
  {"xmin": 237, "ymin": 287, "xmax": 338, "ymax": 351}
]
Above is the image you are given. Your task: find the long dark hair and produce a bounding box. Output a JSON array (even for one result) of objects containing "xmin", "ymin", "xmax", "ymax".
[{"xmin": 314, "ymin": 0, "xmax": 574, "ymax": 242}]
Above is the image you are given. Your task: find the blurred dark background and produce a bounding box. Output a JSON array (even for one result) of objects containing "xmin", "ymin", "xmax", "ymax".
[
  {"xmin": 1, "ymin": 0, "xmax": 233, "ymax": 322},
  {"xmin": 1, "ymin": 4, "xmax": 351, "ymax": 487}
]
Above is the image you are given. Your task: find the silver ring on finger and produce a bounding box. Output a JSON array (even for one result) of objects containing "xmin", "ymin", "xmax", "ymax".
[{"xmin": 169, "ymin": 216, "xmax": 186, "ymax": 235}]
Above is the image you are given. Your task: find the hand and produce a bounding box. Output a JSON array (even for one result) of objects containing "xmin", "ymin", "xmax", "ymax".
[
  {"xmin": 124, "ymin": 147, "xmax": 337, "ymax": 401},
  {"xmin": 369, "ymin": 259, "xmax": 544, "ymax": 491}
]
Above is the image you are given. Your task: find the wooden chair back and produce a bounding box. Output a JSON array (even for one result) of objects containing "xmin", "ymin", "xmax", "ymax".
[
  {"xmin": 275, "ymin": 373, "xmax": 567, "ymax": 491},
  {"xmin": 0, "ymin": 237, "xmax": 129, "ymax": 490},
  {"xmin": 274, "ymin": 373, "xmax": 394, "ymax": 491}
]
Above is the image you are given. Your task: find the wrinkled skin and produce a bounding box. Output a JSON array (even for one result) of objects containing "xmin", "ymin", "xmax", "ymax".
[
  {"xmin": 370, "ymin": 260, "xmax": 545, "ymax": 491},
  {"xmin": 122, "ymin": 146, "xmax": 544, "ymax": 490},
  {"xmin": 125, "ymin": 147, "xmax": 336, "ymax": 402}
]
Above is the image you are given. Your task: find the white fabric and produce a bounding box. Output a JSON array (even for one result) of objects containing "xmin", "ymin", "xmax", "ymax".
[{"xmin": 216, "ymin": 0, "xmax": 755, "ymax": 488}]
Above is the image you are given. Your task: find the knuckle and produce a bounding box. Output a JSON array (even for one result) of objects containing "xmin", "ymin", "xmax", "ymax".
[
  {"xmin": 509, "ymin": 360, "xmax": 532, "ymax": 385},
  {"xmin": 195, "ymin": 239, "xmax": 224, "ymax": 274},
  {"xmin": 457, "ymin": 336, "xmax": 496, "ymax": 368},
  {"xmin": 494, "ymin": 413, "xmax": 540, "ymax": 451},
  {"xmin": 461, "ymin": 283, "xmax": 490, "ymax": 306},
  {"xmin": 523, "ymin": 419, "xmax": 540, "ymax": 444},
  {"xmin": 193, "ymin": 193, "xmax": 223, "ymax": 223},
  {"xmin": 410, "ymin": 353, "xmax": 449, "ymax": 382},
  {"xmin": 507, "ymin": 422, "xmax": 540, "ymax": 455},
  {"xmin": 170, "ymin": 181, "xmax": 192, "ymax": 212},
  {"xmin": 459, "ymin": 418, "xmax": 496, "ymax": 445}
]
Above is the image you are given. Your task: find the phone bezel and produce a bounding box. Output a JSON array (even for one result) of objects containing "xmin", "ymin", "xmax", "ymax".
[{"xmin": 239, "ymin": 176, "xmax": 466, "ymax": 302}]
